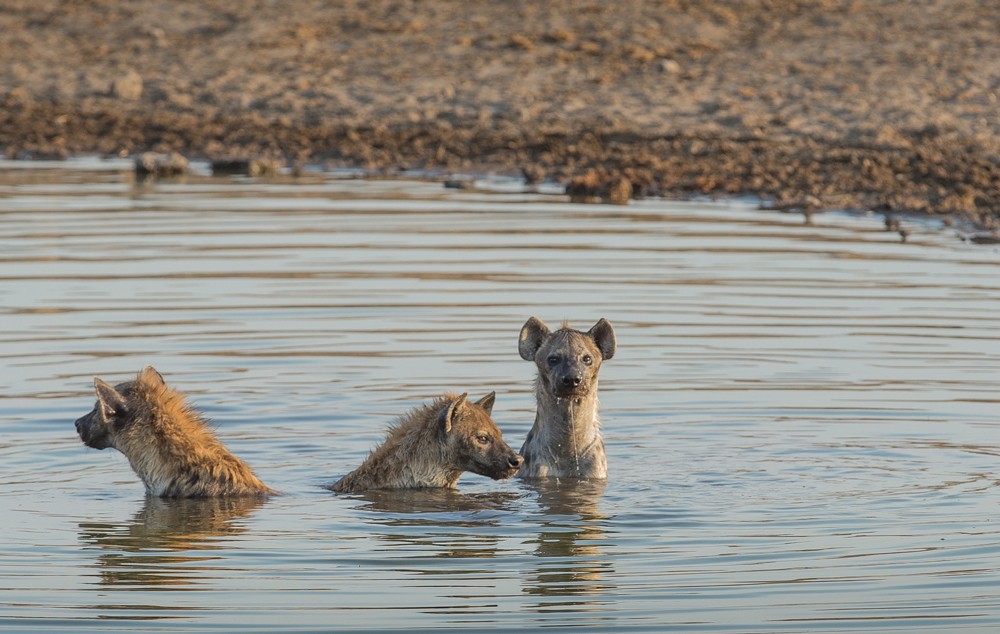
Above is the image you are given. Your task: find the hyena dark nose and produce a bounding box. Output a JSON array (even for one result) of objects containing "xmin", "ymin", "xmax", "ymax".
[
  {"xmin": 74, "ymin": 418, "xmax": 82, "ymax": 433},
  {"xmin": 508, "ymin": 454, "xmax": 524, "ymax": 469},
  {"xmin": 561, "ymin": 375, "xmax": 582, "ymax": 388}
]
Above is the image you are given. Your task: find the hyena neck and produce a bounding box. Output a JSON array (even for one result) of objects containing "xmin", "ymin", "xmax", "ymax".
[
  {"xmin": 369, "ymin": 418, "xmax": 462, "ymax": 489},
  {"xmin": 535, "ymin": 382, "xmax": 603, "ymax": 447},
  {"xmin": 402, "ymin": 424, "xmax": 461, "ymax": 486},
  {"xmin": 128, "ymin": 409, "xmax": 257, "ymax": 496}
]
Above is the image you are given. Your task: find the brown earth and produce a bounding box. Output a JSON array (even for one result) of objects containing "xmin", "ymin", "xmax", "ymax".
[{"xmin": 1, "ymin": 0, "xmax": 998, "ymax": 226}]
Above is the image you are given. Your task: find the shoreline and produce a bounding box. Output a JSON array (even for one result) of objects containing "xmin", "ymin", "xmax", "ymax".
[
  {"xmin": 8, "ymin": 152, "xmax": 996, "ymax": 247},
  {"xmin": 1, "ymin": 1, "xmax": 997, "ymax": 229}
]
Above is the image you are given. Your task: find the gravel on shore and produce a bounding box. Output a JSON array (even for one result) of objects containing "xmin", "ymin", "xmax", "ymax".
[{"xmin": 1, "ymin": 1, "xmax": 997, "ymax": 226}]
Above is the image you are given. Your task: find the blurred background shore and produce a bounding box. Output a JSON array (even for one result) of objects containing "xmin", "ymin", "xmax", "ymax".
[{"xmin": 1, "ymin": 0, "xmax": 997, "ymax": 226}]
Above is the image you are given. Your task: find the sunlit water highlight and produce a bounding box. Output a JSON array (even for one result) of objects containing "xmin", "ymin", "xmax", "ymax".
[{"xmin": 1, "ymin": 158, "xmax": 999, "ymax": 632}]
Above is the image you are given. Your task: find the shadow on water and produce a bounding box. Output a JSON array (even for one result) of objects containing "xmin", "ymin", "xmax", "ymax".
[
  {"xmin": 346, "ymin": 488, "xmax": 524, "ymax": 561},
  {"xmin": 78, "ymin": 496, "xmax": 268, "ymax": 588},
  {"xmin": 354, "ymin": 487, "xmax": 523, "ymax": 516},
  {"xmin": 344, "ymin": 482, "xmax": 614, "ymax": 616},
  {"xmin": 522, "ymin": 479, "xmax": 614, "ymax": 601}
]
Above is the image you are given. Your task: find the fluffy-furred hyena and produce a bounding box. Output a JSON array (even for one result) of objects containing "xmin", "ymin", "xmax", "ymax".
[
  {"xmin": 517, "ymin": 317, "xmax": 617, "ymax": 479},
  {"xmin": 330, "ymin": 392, "xmax": 523, "ymax": 493},
  {"xmin": 75, "ymin": 366, "xmax": 275, "ymax": 497}
]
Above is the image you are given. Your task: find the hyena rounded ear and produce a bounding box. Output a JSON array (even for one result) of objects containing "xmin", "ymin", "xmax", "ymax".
[
  {"xmin": 439, "ymin": 393, "xmax": 468, "ymax": 433},
  {"xmin": 139, "ymin": 365, "xmax": 166, "ymax": 387},
  {"xmin": 588, "ymin": 318, "xmax": 617, "ymax": 360},
  {"xmin": 519, "ymin": 316, "xmax": 551, "ymax": 361},
  {"xmin": 475, "ymin": 391, "xmax": 496, "ymax": 416},
  {"xmin": 94, "ymin": 377, "xmax": 128, "ymax": 421}
]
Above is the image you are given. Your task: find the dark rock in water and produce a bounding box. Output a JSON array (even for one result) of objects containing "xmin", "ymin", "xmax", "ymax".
[
  {"xmin": 566, "ymin": 169, "xmax": 602, "ymax": 202},
  {"xmin": 521, "ymin": 165, "xmax": 546, "ymax": 185},
  {"xmin": 211, "ymin": 158, "xmax": 280, "ymax": 177},
  {"xmin": 968, "ymin": 233, "xmax": 1000, "ymax": 245},
  {"xmin": 566, "ymin": 168, "xmax": 633, "ymax": 204},
  {"xmin": 134, "ymin": 152, "xmax": 188, "ymax": 178},
  {"xmin": 605, "ymin": 176, "xmax": 633, "ymax": 205}
]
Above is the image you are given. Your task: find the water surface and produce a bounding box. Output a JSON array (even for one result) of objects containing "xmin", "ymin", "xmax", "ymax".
[{"xmin": 1, "ymin": 159, "xmax": 999, "ymax": 632}]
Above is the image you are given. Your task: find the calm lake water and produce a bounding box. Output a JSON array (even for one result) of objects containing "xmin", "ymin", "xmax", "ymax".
[{"xmin": 1, "ymin": 158, "xmax": 999, "ymax": 632}]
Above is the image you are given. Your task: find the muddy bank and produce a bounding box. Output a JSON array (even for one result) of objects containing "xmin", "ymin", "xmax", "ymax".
[{"xmin": 1, "ymin": 0, "xmax": 997, "ymax": 226}]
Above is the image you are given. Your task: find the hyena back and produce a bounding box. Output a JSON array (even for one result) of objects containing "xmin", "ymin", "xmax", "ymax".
[
  {"xmin": 75, "ymin": 366, "xmax": 275, "ymax": 497},
  {"xmin": 331, "ymin": 392, "xmax": 523, "ymax": 493},
  {"xmin": 517, "ymin": 317, "xmax": 616, "ymax": 479}
]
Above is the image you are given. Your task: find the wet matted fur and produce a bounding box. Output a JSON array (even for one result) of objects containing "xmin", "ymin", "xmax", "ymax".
[
  {"xmin": 517, "ymin": 317, "xmax": 616, "ymax": 478},
  {"xmin": 75, "ymin": 366, "xmax": 275, "ymax": 497},
  {"xmin": 331, "ymin": 392, "xmax": 523, "ymax": 493}
]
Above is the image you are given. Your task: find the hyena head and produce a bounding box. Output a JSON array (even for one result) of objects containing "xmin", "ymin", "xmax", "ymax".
[
  {"xmin": 75, "ymin": 366, "xmax": 165, "ymax": 451},
  {"xmin": 439, "ymin": 392, "xmax": 523, "ymax": 479},
  {"xmin": 519, "ymin": 317, "xmax": 616, "ymax": 399}
]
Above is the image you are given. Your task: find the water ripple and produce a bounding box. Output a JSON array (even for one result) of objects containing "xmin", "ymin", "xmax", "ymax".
[{"xmin": 0, "ymin": 162, "xmax": 998, "ymax": 631}]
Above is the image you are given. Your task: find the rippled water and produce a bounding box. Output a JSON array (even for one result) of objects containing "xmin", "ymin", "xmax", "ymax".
[{"xmin": 1, "ymin": 158, "xmax": 999, "ymax": 632}]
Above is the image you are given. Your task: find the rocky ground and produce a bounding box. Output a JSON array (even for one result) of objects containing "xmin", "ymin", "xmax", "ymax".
[{"xmin": 1, "ymin": 0, "xmax": 998, "ymax": 227}]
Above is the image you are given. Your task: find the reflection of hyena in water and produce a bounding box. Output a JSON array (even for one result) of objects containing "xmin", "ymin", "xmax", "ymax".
[
  {"xmin": 79, "ymin": 496, "xmax": 268, "ymax": 587},
  {"xmin": 517, "ymin": 317, "xmax": 617, "ymax": 479},
  {"xmin": 331, "ymin": 392, "xmax": 523, "ymax": 493},
  {"xmin": 75, "ymin": 366, "xmax": 275, "ymax": 497}
]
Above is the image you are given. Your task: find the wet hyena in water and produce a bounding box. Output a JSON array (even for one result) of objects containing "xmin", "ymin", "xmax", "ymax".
[
  {"xmin": 330, "ymin": 392, "xmax": 523, "ymax": 493},
  {"xmin": 75, "ymin": 366, "xmax": 275, "ymax": 497},
  {"xmin": 517, "ymin": 317, "xmax": 617, "ymax": 479}
]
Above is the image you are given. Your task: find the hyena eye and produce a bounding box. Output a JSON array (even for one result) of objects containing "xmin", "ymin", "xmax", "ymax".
[
  {"xmin": 476, "ymin": 434, "xmax": 491, "ymax": 445},
  {"xmin": 547, "ymin": 355, "xmax": 560, "ymax": 366},
  {"xmin": 582, "ymin": 354, "xmax": 593, "ymax": 365}
]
